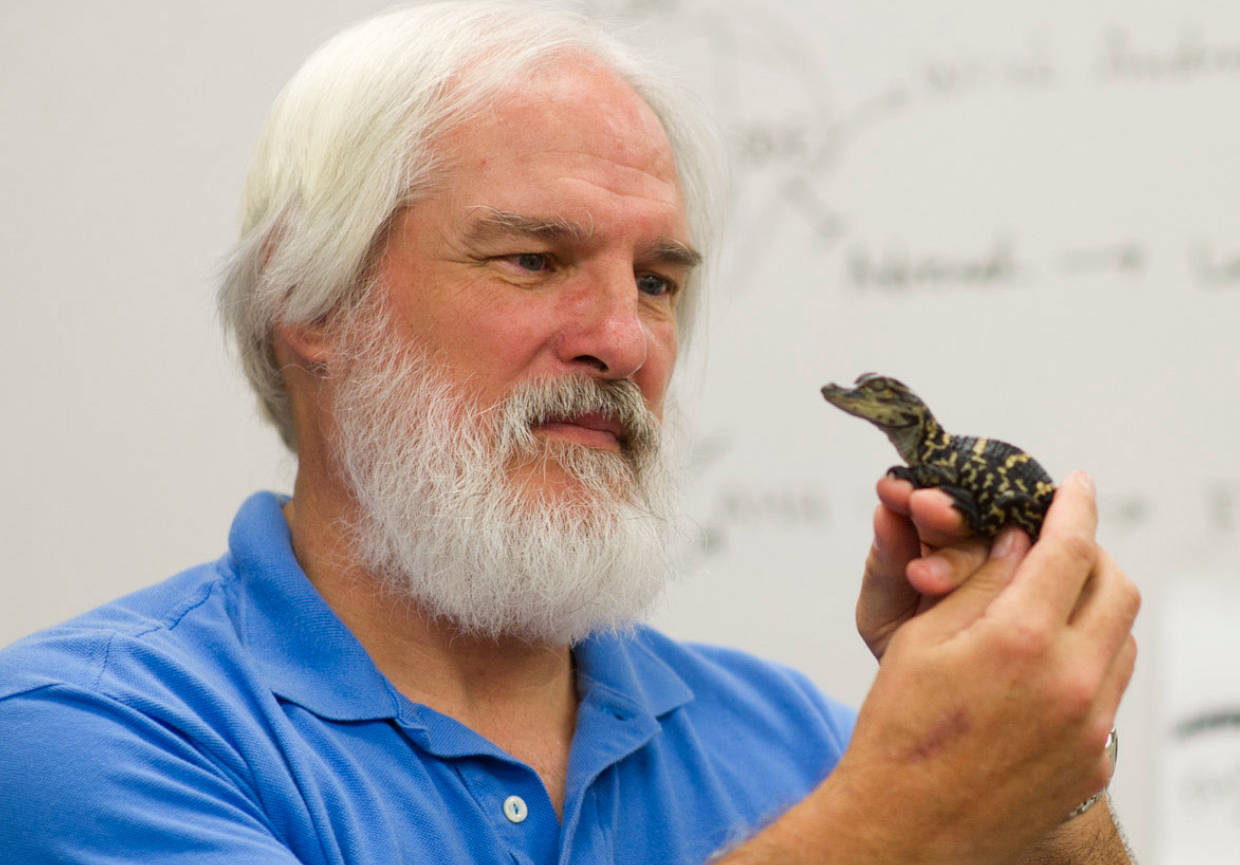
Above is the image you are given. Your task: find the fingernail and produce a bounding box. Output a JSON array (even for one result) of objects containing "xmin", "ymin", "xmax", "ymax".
[
  {"xmin": 1072, "ymin": 470, "xmax": 1094, "ymax": 494},
  {"xmin": 990, "ymin": 528, "xmax": 1017, "ymax": 559}
]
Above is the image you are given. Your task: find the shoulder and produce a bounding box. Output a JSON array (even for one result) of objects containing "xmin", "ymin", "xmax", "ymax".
[
  {"xmin": 629, "ymin": 626, "xmax": 856, "ymax": 754},
  {"xmin": 0, "ymin": 556, "xmax": 289, "ymax": 850},
  {"xmin": 0, "ymin": 555, "xmax": 243, "ymax": 706}
]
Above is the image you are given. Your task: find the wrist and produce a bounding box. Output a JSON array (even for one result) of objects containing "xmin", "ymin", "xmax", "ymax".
[
  {"xmin": 1064, "ymin": 728, "xmax": 1118, "ymax": 822},
  {"xmin": 1004, "ymin": 798, "xmax": 1132, "ymax": 865}
]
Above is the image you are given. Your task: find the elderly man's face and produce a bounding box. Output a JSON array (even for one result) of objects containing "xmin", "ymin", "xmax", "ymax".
[{"xmin": 368, "ymin": 55, "xmax": 694, "ymax": 499}]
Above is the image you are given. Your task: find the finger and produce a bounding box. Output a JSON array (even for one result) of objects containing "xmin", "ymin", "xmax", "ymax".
[
  {"xmin": 1000, "ymin": 471, "xmax": 1099, "ymax": 623},
  {"xmin": 907, "ymin": 535, "xmax": 991, "ymax": 596},
  {"xmin": 1068, "ymin": 547, "xmax": 1141, "ymax": 647},
  {"xmin": 858, "ymin": 504, "xmax": 924, "ymax": 636},
  {"xmin": 877, "ymin": 477, "xmax": 970, "ymax": 551},
  {"xmin": 1094, "ymin": 634, "xmax": 1138, "ymax": 735},
  {"xmin": 906, "ymin": 488, "xmax": 971, "ymax": 549},
  {"xmin": 876, "ymin": 476, "xmax": 914, "ymax": 515},
  {"xmin": 923, "ymin": 526, "xmax": 1032, "ymax": 636}
]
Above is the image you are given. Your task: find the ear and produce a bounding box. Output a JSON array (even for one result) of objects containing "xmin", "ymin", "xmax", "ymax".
[{"xmin": 273, "ymin": 317, "xmax": 335, "ymax": 368}]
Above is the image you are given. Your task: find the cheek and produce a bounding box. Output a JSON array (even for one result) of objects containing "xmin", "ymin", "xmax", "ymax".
[
  {"xmin": 421, "ymin": 294, "xmax": 560, "ymax": 385},
  {"xmin": 638, "ymin": 321, "xmax": 679, "ymax": 415},
  {"xmin": 475, "ymin": 314, "xmax": 554, "ymax": 369},
  {"xmin": 381, "ymin": 255, "xmax": 552, "ymax": 361}
]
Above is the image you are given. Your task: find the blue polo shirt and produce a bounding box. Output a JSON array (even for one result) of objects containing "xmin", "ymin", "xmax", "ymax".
[{"xmin": 0, "ymin": 492, "xmax": 855, "ymax": 864}]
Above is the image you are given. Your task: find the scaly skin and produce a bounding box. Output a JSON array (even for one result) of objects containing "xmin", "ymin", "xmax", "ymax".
[{"xmin": 821, "ymin": 373, "xmax": 1056, "ymax": 540}]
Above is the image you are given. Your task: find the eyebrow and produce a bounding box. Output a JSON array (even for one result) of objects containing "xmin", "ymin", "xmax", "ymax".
[
  {"xmin": 463, "ymin": 206, "xmax": 703, "ymax": 270},
  {"xmin": 464, "ymin": 206, "xmax": 592, "ymax": 244},
  {"xmin": 648, "ymin": 238, "xmax": 704, "ymax": 270}
]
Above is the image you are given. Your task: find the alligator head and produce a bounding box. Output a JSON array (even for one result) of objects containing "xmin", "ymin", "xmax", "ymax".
[{"xmin": 820, "ymin": 373, "xmax": 937, "ymax": 465}]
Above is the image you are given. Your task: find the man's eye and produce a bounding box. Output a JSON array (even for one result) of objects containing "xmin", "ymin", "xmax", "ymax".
[
  {"xmin": 510, "ymin": 253, "xmax": 549, "ymax": 272},
  {"xmin": 637, "ymin": 273, "xmax": 676, "ymax": 297}
]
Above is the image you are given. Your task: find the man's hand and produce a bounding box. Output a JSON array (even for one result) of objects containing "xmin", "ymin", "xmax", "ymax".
[
  {"xmin": 719, "ymin": 472, "xmax": 1139, "ymax": 864},
  {"xmin": 834, "ymin": 470, "xmax": 1140, "ymax": 862},
  {"xmin": 856, "ymin": 473, "xmax": 986, "ymax": 659}
]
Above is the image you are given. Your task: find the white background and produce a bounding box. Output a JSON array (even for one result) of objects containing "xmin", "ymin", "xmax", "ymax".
[{"xmin": 5, "ymin": 1, "xmax": 1240, "ymax": 860}]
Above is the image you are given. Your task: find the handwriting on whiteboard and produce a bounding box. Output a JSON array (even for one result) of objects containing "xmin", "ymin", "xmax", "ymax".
[{"xmin": 581, "ymin": 1, "xmax": 1240, "ymax": 298}]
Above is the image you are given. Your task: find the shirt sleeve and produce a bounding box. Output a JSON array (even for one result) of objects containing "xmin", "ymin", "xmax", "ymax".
[
  {"xmin": 783, "ymin": 665, "xmax": 858, "ymax": 756},
  {"xmin": 0, "ymin": 683, "xmax": 304, "ymax": 864}
]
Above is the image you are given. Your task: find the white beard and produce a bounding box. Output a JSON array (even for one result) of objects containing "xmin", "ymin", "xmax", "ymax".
[{"xmin": 329, "ymin": 305, "xmax": 685, "ymax": 645}]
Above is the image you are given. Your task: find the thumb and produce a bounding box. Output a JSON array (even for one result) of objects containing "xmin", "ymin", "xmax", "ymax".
[{"xmin": 921, "ymin": 527, "xmax": 1031, "ymax": 638}]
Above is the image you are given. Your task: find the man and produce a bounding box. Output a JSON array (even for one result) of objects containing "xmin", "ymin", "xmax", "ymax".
[{"xmin": 0, "ymin": 3, "xmax": 1139, "ymax": 863}]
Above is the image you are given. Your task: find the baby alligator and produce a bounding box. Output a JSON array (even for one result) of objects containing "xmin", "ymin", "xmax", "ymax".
[{"xmin": 821, "ymin": 373, "xmax": 1056, "ymax": 540}]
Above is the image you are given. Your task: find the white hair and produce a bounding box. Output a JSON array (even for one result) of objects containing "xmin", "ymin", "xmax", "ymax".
[{"xmin": 218, "ymin": 0, "xmax": 727, "ymax": 450}]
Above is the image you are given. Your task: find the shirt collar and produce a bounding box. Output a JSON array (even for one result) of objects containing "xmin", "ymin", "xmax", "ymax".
[
  {"xmin": 574, "ymin": 628, "xmax": 695, "ymax": 721},
  {"xmin": 229, "ymin": 491, "xmax": 400, "ymax": 721},
  {"xmin": 560, "ymin": 630, "xmax": 695, "ymax": 845},
  {"xmin": 226, "ymin": 491, "xmax": 695, "ymax": 726}
]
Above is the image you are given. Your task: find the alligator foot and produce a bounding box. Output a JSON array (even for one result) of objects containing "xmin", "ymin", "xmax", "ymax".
[
  {"xmin": 887, "ymin": 465, "xmax": 916, "ymax": 484},
  {"xmin": 936, "ymin": 485, "xmax": 986, "ymax": 537},
  {"xmin": 887, "ymin": 464, "xmax": 959, "ymax": 488}
]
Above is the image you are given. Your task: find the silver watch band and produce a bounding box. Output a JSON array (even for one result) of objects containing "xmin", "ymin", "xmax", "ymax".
[{"xmin": 1064, "ymin": 728, "xmax": 1118, "ymax": 821}]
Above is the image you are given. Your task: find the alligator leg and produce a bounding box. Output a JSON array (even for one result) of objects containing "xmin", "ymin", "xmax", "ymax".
[
  {"xmin": 936, "ymin": 485, "xmax": 986, "ymax": 537},
  {"xmin": 887, "ymin": 464, "xmax": 960, "ymax": 487},
  {"xmin": 886, "ymin": 466, "xmax": 986, "ymax": 534},
  {"xmin": 988, "ymin": 489, "xmax": 1047, "ymax": 541}
]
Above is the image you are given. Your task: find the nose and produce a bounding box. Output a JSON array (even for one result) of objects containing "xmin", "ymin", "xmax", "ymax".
[{"xmin": 553, "ymin": 269, "xmax": 648, "ymax": 379}]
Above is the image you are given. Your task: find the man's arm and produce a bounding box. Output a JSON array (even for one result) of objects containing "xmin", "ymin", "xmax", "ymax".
[
  {"xmin": 718, "ymin": 794, "xmax": 1133, "ymax": 865},
  {"xmin": 716, "ymin": 471, "xmax": 1140, "ymax": 865},
  {"xmin": 1005, "ymin": 798, "xmax": 1134, "ymax": 865}
]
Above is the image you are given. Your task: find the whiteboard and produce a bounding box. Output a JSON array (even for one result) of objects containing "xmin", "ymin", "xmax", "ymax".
[
  {"xmin": 1159, "ymin": 576, "xmax": 1240, "ymax": 864},
  {"xmin": 5, "ymin": 1, "xmax": 1240, "ymax": 860}
]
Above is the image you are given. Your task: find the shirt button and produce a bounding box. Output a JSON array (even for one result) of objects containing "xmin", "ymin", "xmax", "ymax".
[{"xmin": 503, "ymin": 795, "xmax": 528, "ymax": 824}]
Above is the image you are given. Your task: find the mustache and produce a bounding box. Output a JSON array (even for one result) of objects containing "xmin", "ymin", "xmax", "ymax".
[{"xmin": 496, "ymin": 376, "xmax": 662, "ymax": 463}]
